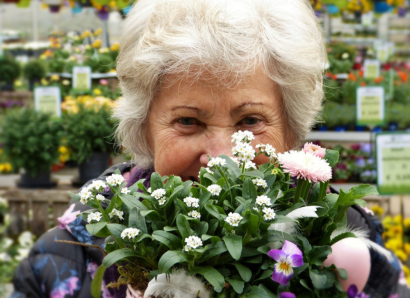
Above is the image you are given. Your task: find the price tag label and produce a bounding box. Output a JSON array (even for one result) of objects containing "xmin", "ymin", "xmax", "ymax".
[
  {"xmin": 387, "ymin": 42, "xmax": 395, "ymax": 58},
  {"xmin": 72, "ymin": 66, "xmax": 91, "ymax": 91},
  {"xmin": 376, "ymin": 133, "xmax": 410, "ymax": 194},
  {"xmin": 34, "ymin": 86, "xmax": 61, "ymax": 117},
  {"xmin": 377, "ymin": 44, "xmax": 389, "ymax": 62},
  {"xmin": 362, "ymin": 12, "xmax": 373, "ymax": 27},
  {"xmin": 356, "ymin": 86, "xmax": 385, "ymax": 126},
  {"xmin": 363, "ymin": 59, "xmax": 380, "ymax": 80}
]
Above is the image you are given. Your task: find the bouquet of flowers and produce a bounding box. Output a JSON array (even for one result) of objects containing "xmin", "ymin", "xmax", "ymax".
[{"xmin": 69, "ymin": 131, "xmax": 378, "ymax": 298}]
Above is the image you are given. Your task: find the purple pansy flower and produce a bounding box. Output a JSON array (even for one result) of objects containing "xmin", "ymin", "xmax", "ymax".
[
  {"xmin": 347, "ymin": 284, "xmax": 370, "ymax": 298},
  {"xmin": 57, "ymin": 204, "xmax": 80, "ymax": 234},
  {"xmin": 268, "ymin": 240, "xmax": 304, "ymax": 285},
  {"xmin": 279, "ymin": 292, "xmax": 295, "ymax": 298},
  {"xmin": 50, "ymin": 276, "xmax": 80, "ymax": 298}
]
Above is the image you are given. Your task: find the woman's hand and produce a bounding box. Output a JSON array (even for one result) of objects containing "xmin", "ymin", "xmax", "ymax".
[{"xmin": 323, "ymin": 237, "xmax": 371, "ymax": 293}]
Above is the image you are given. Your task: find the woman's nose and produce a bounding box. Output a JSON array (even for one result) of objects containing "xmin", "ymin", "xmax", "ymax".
[{"xmin": 199, "ymin": 132, "xmax": 234, "ymax": 166}]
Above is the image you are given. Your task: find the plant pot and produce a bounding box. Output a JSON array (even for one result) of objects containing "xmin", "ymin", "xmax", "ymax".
[
  {"xmin": 371, "ymin": 126, "xmax": 382, "ymax": 133},
  {"xmin": 318, "ymin": 125, "xmax": 328, "ymax": 132},
  {"xmin": 388, "ymin": 122, "xmax": 398, "ymax": 131},
  {"xmin": 18, "ymin": 171, "xmax": 57, "ymax": 188},
  {"xmin": 49, "ymin": 4, "xmax": 61, "ymax": 12},
  {"xmin": 126, "ymin": 284, "xmax": 144, "ymax": 298},
  {"xmin": 355, "ymin": 125, "xmax": 366, "ymax": 132},
  {"xmin": 77, "ymin": 152, "xmax": 111, "ymax": 185},
  {"xmin": 334, "ymin": 125, "xmax": 348, "ymax": 132}
]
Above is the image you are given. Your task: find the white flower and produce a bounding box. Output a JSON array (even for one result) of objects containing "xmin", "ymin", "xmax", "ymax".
[
  {"xmin": 158, "ymin": 198, "xmax": 166, "ymax": 206},
  {"xmin": 256, "ymin": 195, "xmax": 272, "ymax": 206},
  {"xmin": 225, "ymin": 212, "xmax": 243, "ymax": 227},
  {"xmin": 80, "ymin": 197, "xmax": 88, "ymax": 204},
  {"xmin": 230, "ymin": 157, "xmax": 241, "ymax": 167},
  {"xmin": 18, "ymin": 231, "xmax": 33, "ymax": 247},
  {"xmin": 183, "ymin": 196, "xmax": 200, "ymax": 208},
  {"xmin": 87, "ymin": 212, "xmax": 102, "ymax": 223},
  {"xmin": 253, "ymin": 178, "xmax": 268, "ymax": 188},
  {"xmin": 88, "ymin": 180, "xmax": 107, "ymax": 192},
  {"xmin": 231, "ymin": 130, "xmax": 255, "ymax": 144},
  {"xmin": 263, "ymin": 207, "xmax": 276, "ymax": 221},
  {"xmin": 0, "ymin": 197, "xmax": 8, "ymax": 208},
  {"xmin": 96, "ymin": 194, "xmax": 105, "ymax": 202},
  {"xmin": 121, "ymin": 187, "xmax": 131, "ymax": 194},
  {"xmin": 244, "ymin": 161, "xmax": 256, "ymax": 170},
  {"xmin": 257, "ymin": 144, "xmax": 277, "ymax": 159},
  {"xmin": 147, "ymin": 187, "xmax": 152, "ymax": 193},
  {"xmin": 253, "ymin": 207, "xmax": 259, "ymax": 212},
  {"xmin": 79, "ymin": 187, "xmax": 92, "ymax": 203},
  {"xmin": 207, "ymin": 157, "xmax": 227, "ymax": 168},
  {"xmin": 151, "ymin": 188, "xmax": 166, "ymax": 200},
  {"xmin": 188, "ymin": 210, "xmax": 201, "ymax": 219},
  {"xmin": 205, "ymin": 168, "xmax": 214, "ymax": 174},
  {"xmin": 15, "ymin": 248, "xmax": 30, "ymax": 262},
  {"xmin": 121, "ymin": 228, "xmax": 140, "ymax": 239},
  {"xmin": 184, "ymin": 236, "xmax": 203, "ymax": 251},
  {"xmin": 0, "ymin": 252, "xmax": 10, "ymax": 262},
  {"xmin": 232, "ymin": 142, "xmax": 255, "ymax": 162},
  {"xmin": 106, "ymin": 174, "xmax": 125, "ymax": 186},
  {"xmin": 207, "ymin": 184, "xmax": 222, "ymax": 196},
  {"xmin": 109, "ymin": 208, "xmax": 124, "ymax": 220}
]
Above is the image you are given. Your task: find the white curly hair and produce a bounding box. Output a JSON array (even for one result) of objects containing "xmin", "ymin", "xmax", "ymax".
[{"xmin": 114, "ymin": 0, "xmax": 327, "ymax": 169}]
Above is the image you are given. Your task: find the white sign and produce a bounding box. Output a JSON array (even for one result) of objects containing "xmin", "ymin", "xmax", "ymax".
[
  {"xmin": 34, "ymin": 86, "xmax": 61, "ymax": 117},
  {"xmin": 356, "ymin": 86, "xmax": 385, "ymax": 126},
  {"xmin": 363, "ymin": 59, "xmax": 380, "ymax": 80},
  {"xmin": 72, "ymin": 66, "xmax": 92, "ymax": 91},
  {"xmin": 387, "ymin": 42, "xmax": 395, "ymax": 57},
  {"xmin": 377, "ymin": 44, "xmax": 389, "ymax": 63},
  {"xmin": 362, "ymin": 12, "xmax": 373, "ymax": 27},
  {"xmin": 376, "ymin": 133, "xmax": 410, "ymax": 194}
]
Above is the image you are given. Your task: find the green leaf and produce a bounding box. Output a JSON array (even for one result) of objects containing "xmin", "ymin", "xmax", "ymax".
[
  {"xmin": 107, "ymin": 224, "xmax": 127, "ymax": 241},
  {"xmin": 150, "ymin": 172, "xmax": 164, "ymax": 190},
  {"xmin": 239, "ymin": 170, "xmax": 264, "ymax": 179},
  {"xmin": 307, "ymin": 246, "xmax": 332, "ymax": 266},
  {"xmin": 68, "ymin": 191, "xmax": 80, "ymax": 201},
  {"xmin": 86, "ymin": 222, "xmax": 109, "ymax": 237},
  {"xmin": 128, "ymin": 208, "xmax": 148, "ymax": 234},
  {"xmin": 336, "ymin": 268, "xmax": 348, "ymax": 280},
  {"xmin": 220, "ymin": 155, "xmax": 241, "ymax": 179},
  {"xmin": 198, "ymin": 241, "xmax": 227, "ymax": 262},
  {"xmin": 140, "ymin": 210, "xmax": 162, "ymax": 221},
  {"xmin": 177, "ymin": 214, "xmax": 193, "ymax": 239},
  {"xmin": 248, "ymin": 213, "xmax": 259, "ymax": 235},
  {"xmin": 350, "ymin": 184, "xmax": 378, "ymax": 200},
  {"xmin": 152, "ymin": 230, "xmax": 183, "ymax": 250},
  {"xmin": 225, "ymin": 277, "xmax": 244, "ymax": 294},
  {"xmin": 205, "ymin": 204, "xmax": 227, "ymax": 221},
  {"xmin": 324, "ymin": 149, "xmax": 339, "ymax": 167},
  {"xmin": 297, "ymin": 235, "xmax": 312, "ymax": 253},
  {"xmin": 330, "ymin": 232, "xmax": 356, "ymax": 246},
  {"xmin": 256, "ymin": 269, "xmax": 273, "ymax": 281},
  {"xmin": 102, "ymin": 248, "xmax": 139, "ymax": 267},
  {"xmin": 195, "ymin": 222, "xmax": 209, "ymax": 237},
  {"xmin": 353, "ymin": 199, "xmax": 366, "ymax": 207},
  {"xmin": 91, "ymin": 265, "xmax": 106, "ymax": 298},
  {"xmin": 309, "ymin": 269, "xmax": 327, "ymax": 290},
  {"xmin": 242, "ymin": 285, "xmax": 271, "ymax": 298},
  {"xmin": 208, "ymin": 219, "xmax": 219, "ymax": 235},
  {"xmin": 243, "ymin": 178, "xmax": 257, "ymax": 202},
  {"xmin": 191, "ymin": 266, "xmax": 225, "ymax": 292},
  {"xmin": 232, "ymin": 263, "xmax": 252, "ymax": 282},
  {"xmin": 120, "ymin": 193, "xmax": 148, "ymax": 210},
  {"xmin": 158, "ymin": 250, "xmax": 189, "ymax": 272},
  {"xmin": 223, "ymin": 234, "xmax": 243, "ymax": 260}
]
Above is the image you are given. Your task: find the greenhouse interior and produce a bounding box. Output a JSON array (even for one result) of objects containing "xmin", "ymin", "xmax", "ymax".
[{"xmin": 1, "ymin": 0, "xmax": 410, "ymax": 297}]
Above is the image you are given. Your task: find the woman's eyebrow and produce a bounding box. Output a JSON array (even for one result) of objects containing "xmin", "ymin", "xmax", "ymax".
[
  {"xmin": 170, "ymin": 105, "xmax": 210, "ymax": 117},
  {"xmin": 231, "ymin": 102, "xmax": 264, "ymax": 115}
]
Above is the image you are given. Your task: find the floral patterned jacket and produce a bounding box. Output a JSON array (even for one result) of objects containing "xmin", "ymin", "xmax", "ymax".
[{"xmin": 10, "ymin": 163, "xmax": 410, "ymax": 298}]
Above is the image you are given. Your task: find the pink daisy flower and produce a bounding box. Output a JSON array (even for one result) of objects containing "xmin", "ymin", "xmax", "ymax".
[
  {"xmin": 303, "ymin": 142, "xmax": 326, "ymax": 159},
  {"xmin": 277, "ymin": 150, "xmax": 332, "ymax": 183}
]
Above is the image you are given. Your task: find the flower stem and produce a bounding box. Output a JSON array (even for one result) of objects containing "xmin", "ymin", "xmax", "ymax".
[
  {"xmin": 301, "ymin": 182, "xmax": 312, "ymax": 202},
  {"xmin": 294, "ymin": 179, "xmax": 306, "ymax": 202},
  {"xmin": 318, "ymin": 181, "xmax": 329, "ymax": 202},
  {"xmin": 217, "ymin": 166, "xmax": 234, "ymax": 206},
  {"xmin": 243, "ymin": 231, "xmax": 252, "ymax": 246}
]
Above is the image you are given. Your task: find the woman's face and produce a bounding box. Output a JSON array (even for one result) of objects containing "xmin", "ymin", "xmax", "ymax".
[{"xmin": 146, "ymin": 67, "xmax": 291, "ymax": 181}]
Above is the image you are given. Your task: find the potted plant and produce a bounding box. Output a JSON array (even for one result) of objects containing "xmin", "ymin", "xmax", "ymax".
[
  {"xmin": 1, "ymin": 108, "xmax": 64, "ymax": 188},
  {"xmin": 62, "ymin": 96, "xmax": 117, "ymax": 185},
  {"xmin": 0, "ymin": 57, "xmax": 21, "ymax": 91},
  {"xmin": 23, "ymin": 59, "xmax": 48, "ymax": 91}
]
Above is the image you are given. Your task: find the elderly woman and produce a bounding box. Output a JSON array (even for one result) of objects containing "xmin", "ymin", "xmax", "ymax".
[{"xmin": 11, "ymin": 0, "xmax": 408, "ymax": 297}]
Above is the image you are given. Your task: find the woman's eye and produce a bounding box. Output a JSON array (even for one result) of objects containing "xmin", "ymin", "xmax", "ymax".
[
  {"xmin": 240, "ymin": 117, "xmax": 260, "ymax": 125},
  {"xmin": 178, "ymin": 118, "xmax": 197, "ymax": 125}
]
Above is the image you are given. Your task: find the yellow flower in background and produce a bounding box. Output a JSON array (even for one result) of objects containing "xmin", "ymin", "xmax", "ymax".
[
  {"xmin": 40, "ymin": 54, "xmax": 47, "ymax": 60},
  {"xmin": 81, "ymin": 30, "xmax": 91, "ymax": 39},
  {"xmin": 41, "ymin": 79, "xmax": 49, "ymax": 86},
  {"xmin": 110, "ymin": 42, "xmax": 120, "ymax": 52},
  {"xmin": 385, "ymin": 237, "xmax": 403, "ymax": 251},
  {"xmin": 41, "ymin": 3, "xmax": 48, "ymax": 9},
  {"xmin": 394, "ymin": 215, "xmax": 403, "ymax": 224},
  {"xmin": 50, "ymin": 74, "xmax": 60, "ymax": 81},
  {"xmin": 109, "ymin": 0, "xmax": 116, "ymax": 8},
  {"xmin": 15, "ymin": 80, "xmax": 23, "ymax": 87},
  {"xmin": 99, "ymin": 48, "xmax": 109, "ymax": 54},
  {"xmin": 404, "ymin": 243, "xmax": 410, "ymax": 255},
  {"xmin": 387, "ymin": 225, "xmax": 403, "ymax": 238},
  {"xmin": 85, "ymin": 45, "xmax": 92, "ymax": 51},
  {"xmin": 404, "ymin": 218, "xmax": 410, "ymax": 228},
  {"xmin": 93, "ymin": 88, "xmax": 102, "ymax": 96},
  {"xmin": 58, "ymin": 146, "xmax": 70, "ymax": 163},
  {"xmin": 394, "ymin": 249, "xmax": 407, "ymax": 262},
  {"xmin": 0, "ymin": 163, "xmax": 12, "ymax": 173},
  {"xmin": 62, "ymin": 80, "xmax": 71, "ymax": 86},
  {"xmin": 370, "ymin": 205, "xmax": 384, "ymax": 217},
  {"xmin": 92, "ymin": 40, "xmax": 102, "ymax": 49},
  {"xmin": 94, "ymin": 28, "xmax": 102, "ymax": 36}
]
